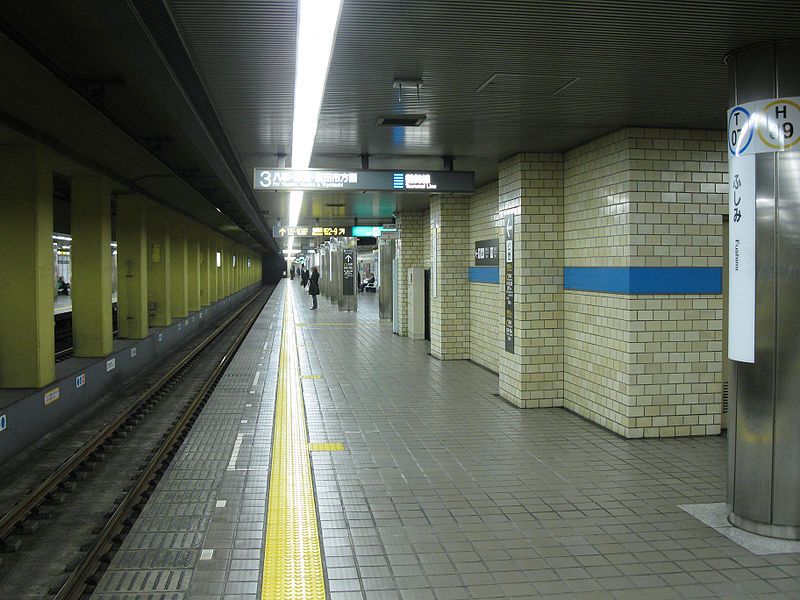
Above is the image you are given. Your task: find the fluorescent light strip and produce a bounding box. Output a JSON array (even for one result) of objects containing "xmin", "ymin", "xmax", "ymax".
[{"xmin": 287, "ymin": 0, "xmax": 342, "ymax": 228}]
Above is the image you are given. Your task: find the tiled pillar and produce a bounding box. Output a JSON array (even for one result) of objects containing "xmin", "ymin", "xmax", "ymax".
[
  {"xmin": 430, "ymin": 195, "xmax": 470, "ymax": 359},
  {"xmin": 563, "ymin": 128, "xmax": 725, "ymax": 438},
  {"xmin": 71, "ymin": 176, "xmax": 114, "ymax": 357},
  {"xmin": 170, "ymin": 215, "xmax": 188, "ymax": 318},
  {"xmin": 147, "ymin": 207, "xmax": 171, "ymax": 327},
  {"xmin": 394, "ymin": 211, "xmax": 426, "ymax": 337},
  {"xmin": 0, "ymin": 146, "xmax": 55, "ymax": 387},
  {"xmin": 116, "ymin": 195, "xmax": 149, "ymax": 339},
  {"xmin": 498, "ymin": 153, "xmax": 564, "ymax": 408}
]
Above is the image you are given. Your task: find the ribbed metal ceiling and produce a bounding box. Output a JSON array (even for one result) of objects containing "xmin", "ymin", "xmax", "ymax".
[
  {"xmin": 315, "ymin": 0, "xmax": 800, "ymax": 186},
  {"xmin": 2, "ymin": 1, "xmax": 799, "ymax": 235},
  {"xmin": 167, "ymin": 0, "xmax": 297, "ymax": 163}
]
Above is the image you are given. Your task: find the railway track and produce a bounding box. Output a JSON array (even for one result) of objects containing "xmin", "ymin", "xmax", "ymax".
[{"xmin": 0, "ymin": 286, "xmax": 273, "ymax": 599}]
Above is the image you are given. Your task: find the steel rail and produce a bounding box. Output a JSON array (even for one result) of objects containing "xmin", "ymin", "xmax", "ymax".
[{"xmin": 0, "ymin": 287, "xmax": 269, "ymax": 545}]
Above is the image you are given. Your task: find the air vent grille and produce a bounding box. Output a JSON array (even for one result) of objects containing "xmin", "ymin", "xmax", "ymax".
[{"xmin": 376, "ymin": 114, "xmax": 426, "ymax": 127}]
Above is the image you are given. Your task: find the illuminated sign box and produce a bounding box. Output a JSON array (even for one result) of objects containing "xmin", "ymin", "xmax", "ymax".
[
  {"xmin": 254, "ymin": 168, "xmax": 474, "ymax": 193},
  {"xmin": 273, "ymin": 226, "xmax": 350, "ymax": 237}
]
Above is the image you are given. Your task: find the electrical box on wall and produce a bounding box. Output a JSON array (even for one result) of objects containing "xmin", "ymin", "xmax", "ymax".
[{"xmin": 408, "ymin": 267, "xmax": 426, "ymax": 340}]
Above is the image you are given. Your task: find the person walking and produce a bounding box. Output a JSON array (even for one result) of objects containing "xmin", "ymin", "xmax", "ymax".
[{"xmin": 308, "ymin": 266, "xmax": 320, "ymax": 310}]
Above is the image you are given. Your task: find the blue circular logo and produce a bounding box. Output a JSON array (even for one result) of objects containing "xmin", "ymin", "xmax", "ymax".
[{"xmin": 728, "ymin": 106, "xmax": 753, "ymax": 156}]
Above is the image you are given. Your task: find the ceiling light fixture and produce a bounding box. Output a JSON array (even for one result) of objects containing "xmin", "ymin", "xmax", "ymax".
[{"xmin": 288, "ymin": 0, "xmax": 343, "ymax": 231}]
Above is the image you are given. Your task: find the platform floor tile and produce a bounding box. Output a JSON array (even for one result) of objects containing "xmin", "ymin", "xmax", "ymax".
[
  {"xmin": 290, "ymin": 284, "xmax": 799, "ymax": 600},
  {"xmin": 91, "ymin": 281, "xmax": 800, "ymax": 599},
  {"xmin": 91, "ymin": 288, "xmax": 284, "ymax": 600}
]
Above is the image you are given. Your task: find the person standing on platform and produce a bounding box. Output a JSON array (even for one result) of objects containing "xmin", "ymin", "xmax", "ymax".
[
  {"xmin": 308, "ymin": 266, "xmax": 320, "ymax": 310},
  {"xmin": 301, "ymin": 266, "xmax": 309, "ymax": 288}
]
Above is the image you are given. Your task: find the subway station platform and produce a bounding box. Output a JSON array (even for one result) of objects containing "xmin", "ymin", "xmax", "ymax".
[{"xmin": 90, "ymin": 280, "xmax": 800, "ymax": 600}]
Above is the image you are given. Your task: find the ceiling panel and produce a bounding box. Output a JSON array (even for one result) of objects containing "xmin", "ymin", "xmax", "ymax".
[
  {"xmin": 317, "ymin": 0, "xmax": 800, "ymax": 186},
  {"xmin": 168, "ymin": 0, "xmax": 297, "ymax": 160}
]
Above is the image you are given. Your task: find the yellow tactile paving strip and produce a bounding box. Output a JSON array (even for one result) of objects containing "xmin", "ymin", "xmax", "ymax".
[
  {"xmin": 261, "ymin": 293, "xmax": 326, "ymax": 599},
  {"xmin": 308, "ymin": 442, "xmax": 345, "ymax": 452}
]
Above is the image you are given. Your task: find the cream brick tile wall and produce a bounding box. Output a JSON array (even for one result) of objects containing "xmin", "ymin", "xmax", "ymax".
[
  {"xmin": 395, "ymin": 211, "xmax": 426, "ymax": 337},
  {"xmin": 469, "ymin": 183, "xmax": 502, "ymax": 373},
  {"xmin": 422, "ymin": 208, "xmax": 431, "ymax": 269},
  {"xmin": 430, "ymin": 196, "xmax": 470, "ymax": 360},
  {"xmin": 498, "ymin": 153, "xmax": 564, "ymax": 409},
  {"xmin": 563, "ymin": 128, "xmax": 725, "ymax": 438}
]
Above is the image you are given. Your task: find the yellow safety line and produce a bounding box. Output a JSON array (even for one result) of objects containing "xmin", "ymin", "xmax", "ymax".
[{"xmin": 261, "ymin": 290, "xmax": 325, "ymax": 599}]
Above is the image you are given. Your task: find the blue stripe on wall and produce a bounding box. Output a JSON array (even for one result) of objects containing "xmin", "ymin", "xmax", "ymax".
[
  {"xmin": 469, "ymin": 266, "xmax": 500, "ymax": 284},
  {"xmin": 564, "ymin": 267, "xmax": 722, "ymax": 294}
]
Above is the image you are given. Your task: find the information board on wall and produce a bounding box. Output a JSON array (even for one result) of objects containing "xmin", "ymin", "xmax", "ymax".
[
  {"xmin": 726, "ymin": 96, "xmax": 799, "ymax": 362},
  {"xmin": 474, "ymin": 238, "xmax": 499, "ymax": 266},
  {"xmin": 504, "ymin": 215, "xmax": 514, "ymax": 353},
  {"xmin": 342, "ymin": 248, "xmax": 355, "ymax": 296}
]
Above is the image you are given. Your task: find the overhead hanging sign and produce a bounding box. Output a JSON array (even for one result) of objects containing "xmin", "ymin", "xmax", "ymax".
[
  {"xmin": 728, "ymin": 96, "xmax": 800, "ymax": 156},
  {"xmin": 254, "ymin": 168, "xmax": 474, "ymax": 193},
  {"xmin": 273, "ymin": 225, "xmax": 350, "ymax": 237}
]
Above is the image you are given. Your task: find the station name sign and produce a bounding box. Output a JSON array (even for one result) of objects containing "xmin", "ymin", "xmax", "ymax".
[{"xmin": 254, "ymin": 168, "xmax": 474, "ymax": 193}]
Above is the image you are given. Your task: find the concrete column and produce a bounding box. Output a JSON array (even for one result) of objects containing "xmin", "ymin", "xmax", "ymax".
[
  {"xmin": 116, "ymin": 195, "xmax": 148, "ymax": 339},
  {"xmin": 200, "ymin": 227, "xmax": 212, "ymax": 306},
  {"xmin": 233, "ymin": 244, "xmax": 240, "ymax": 291},
  {"xmin": 169, "ymin": 214, "xmax": 188, "ymax": 318},
  {"xmin": 71, "ymin": 176, "xmax": 113, "ymax": 357},
  {"xmin": 146, "ymin": 207, "xmax": 171, "ymax": 327},
  {"xmin": 216, "ymin": 234, "xmax": 224, "ymax": 300},
  {"xmin": 394, "ymin": 212, "xmax": 426, "ymax": 336},
  {"xmin": 0, "ymin": 145, "xmax": 55, "ymax": 387},
  {"xmin": 210, "ymin": 232, "xmax": 219, "ymax": 303},
  {"xmin": 430, "ymin": 195, "xmax": 470, "ymax": 359},
  {"xmin": 187, "ymin": 223, "xmax": 201, "ymax": 312},
  {"xmin": 497, "ymin": 153, "xmax": 564, "ymax": 408},
  {"xmin": 226, "ymin": 239, "xmax": 234, "ymax": 296}
]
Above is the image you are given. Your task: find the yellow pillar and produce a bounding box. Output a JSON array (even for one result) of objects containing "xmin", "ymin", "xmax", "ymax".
[
  {"xmin": 71, "ymin": 176, "xmax": 113, "ymax": 357},
  {"xmin": 116, "ymin": 195, "xmax": 148, "ymax": 338},
  {"xmin": 215, "ymin": 234, "xmax": 223, "ymax": 300},
  {"xmin": 187, "ymin": 223, "xmax": 201, "ymax": 312},
  {"xmin": 200, "ymin": 227, "xmax": 211, "ymax": 307},
  {"xmin": 170, "ymin": 214, "xmax": 188, "ymax": 318},
  {"xmin": 209, "ymin": 231, "xmax": 219, "ymax": 303},
  {"xmin": 147, "ymin": 207, "xmax": 171, "ymax": 327},
  {"xmin": 234, "ymin": 244, "xmax": 241, "ymax": 291},
  {"xmin": 0, "ymin": 146, "xmax": 55, "ymax": 387},
  {"xmin": 224, "ymin": 238, "xmax": 233, "ymax": 297}
]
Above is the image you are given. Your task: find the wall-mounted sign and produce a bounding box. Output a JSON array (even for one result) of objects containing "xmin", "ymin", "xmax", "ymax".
[
  {"xmin": 254, "ymin": 168, "xmax": 474, "ymax": 193},
  {"xmin": 342, "ymin": 248, "xmax": 355, "ymax": 295},
  {"xmin": 273, "ymin": 226, "xmax": 350, "ymax": 238},
  {"xmin": 504, "ymin": 215, "xmax": 514, "ymax": 354},
  {"xmin": 474, "ymin": 238, "xmax": 499, "ymax": 266},
  {"xmin": 727, "ymin": 153, "xmax": 756, "ymax": 363}
]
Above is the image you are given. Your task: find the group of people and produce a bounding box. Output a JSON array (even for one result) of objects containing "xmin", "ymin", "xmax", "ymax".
[{"xmin": 296, "ymin": 265, "xmax": 320, "ymax": 310}]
